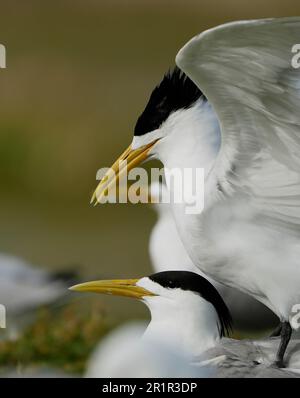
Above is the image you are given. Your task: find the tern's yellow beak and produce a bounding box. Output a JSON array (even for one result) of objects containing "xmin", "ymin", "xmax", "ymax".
[
  {"xmin": 69, "ymin": 279, "xmax": 155, "ymax": 299},
  {"xmin": 91, "ymin": 140, "xmax": 158, "ymax": 205}
]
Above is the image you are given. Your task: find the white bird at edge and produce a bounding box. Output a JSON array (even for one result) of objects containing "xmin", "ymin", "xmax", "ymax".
[
  {"xmin": 70, "ymin": 271, "xmax": 300, "ymax": 377},
  {"xmin": 0, "ymin": 253, "xmax": 76, "ymax": 339},
  {"xmin": 148, "ymin": 181, "xmax": 277, "ymax": 332},
  {"xmin": 92, "ymin": 17, "xmax": 300, "ymax": 367}
]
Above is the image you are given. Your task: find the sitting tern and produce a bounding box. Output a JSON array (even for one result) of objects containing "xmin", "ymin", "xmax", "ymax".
[
  {"xmin": 92, "ymin": 17, "xmax": 300, "ymax": 366},
  {"xmin": 70, "ymin": 271, "xmax": 300, "ymax": 377}
]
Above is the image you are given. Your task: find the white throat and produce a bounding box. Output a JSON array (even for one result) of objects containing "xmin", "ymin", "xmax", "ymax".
[
  {"xmin": 156, "ymin": 99, "xmax": 221, "ymax": 173},
  {"xmin": 137, "ymin": 278, "xmax": 221, "ymax": 358}
]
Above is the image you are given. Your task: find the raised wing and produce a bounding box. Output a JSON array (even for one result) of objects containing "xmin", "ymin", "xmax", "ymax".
[{"xmin": 176, "ymin": 18, "xmax": 300, "ymax": 229}]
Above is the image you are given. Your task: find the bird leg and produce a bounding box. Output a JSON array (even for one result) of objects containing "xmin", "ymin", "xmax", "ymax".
[
  {"xmin": 270, "ymin": 322, "xmax": 282, "ymax": 337},
  {"xmin": 274, "ymin": 321, "xmax": 292, "ymax": 368}
]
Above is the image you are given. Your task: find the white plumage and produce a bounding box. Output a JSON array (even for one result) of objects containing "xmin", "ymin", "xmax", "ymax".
[
  {"xmin": 148, "ymin": 182, "xmax": 277, "ymax": 331},
  {"xmin": 85, "ymin": 322, "xmax": 205, "ymax": 378},
  {"xmin": 169, "ymin": 17, "xmax": 300, "ymax": 323}
]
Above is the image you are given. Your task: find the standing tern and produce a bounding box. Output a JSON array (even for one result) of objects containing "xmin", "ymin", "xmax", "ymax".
[
  {"xmin": 92, "ymin": 17, "xmax": 300, "ymax": 366},
  {"xmin": 70, "ymin": 271, "xmax": 300, "ymax": 377}
]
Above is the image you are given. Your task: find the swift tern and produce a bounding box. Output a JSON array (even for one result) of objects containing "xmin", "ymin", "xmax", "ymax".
[
  {"xmin": 70, "ymin": 271, "xmax": 300, "ymax": 377},
  {"xmin": 92, "ymin": 17, "xmax": 300, "ymax": 366}
]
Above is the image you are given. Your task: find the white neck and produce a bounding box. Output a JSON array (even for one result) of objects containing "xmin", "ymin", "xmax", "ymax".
[
  {"xmin": 141, "ymin": 291, "xmax": 220, "ymax": 358},
  {"xmin": 153, "ymin": 99, "xmax": 222, "ymax": 215},
  {"xmin": 157, "ymin": 99, "xmax": 221, "ymax": 175}
]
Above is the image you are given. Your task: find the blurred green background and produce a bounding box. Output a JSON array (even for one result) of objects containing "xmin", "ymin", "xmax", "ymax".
[{"xmin": 0, "ymin": 0, "xmax": 300, "ymax": 373}]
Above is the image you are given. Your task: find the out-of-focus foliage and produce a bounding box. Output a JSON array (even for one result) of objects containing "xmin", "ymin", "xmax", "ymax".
[{"xmin": 0, "ymin": 299, "xmax": 112, "ymax": 374}]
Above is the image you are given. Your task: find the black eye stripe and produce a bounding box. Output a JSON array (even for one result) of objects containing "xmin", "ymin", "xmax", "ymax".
[
  {"xmin": 149, "ymin": 271, "xmax": 232, "ymax": 337},
  {"xmin": 134, "ymin": 67, "xmax": 205, "ymax": 136}
]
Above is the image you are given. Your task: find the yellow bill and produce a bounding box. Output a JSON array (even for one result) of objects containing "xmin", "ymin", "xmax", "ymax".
[
  {"xmin": 69, "ymin": 278, "xmax": 155, "ymax": 299},
  {"xmin": 91, "ymin": 140, "xmax": 158, "ymax": 205}
]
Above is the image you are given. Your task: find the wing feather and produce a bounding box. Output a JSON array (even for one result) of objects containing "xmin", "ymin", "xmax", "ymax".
[{"xmin": 176, "ymin": 17, "xmax": 300, "ymax": 228}]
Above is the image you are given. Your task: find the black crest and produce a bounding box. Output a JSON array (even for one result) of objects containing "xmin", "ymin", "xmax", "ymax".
[
  {"xmin": 134, "ymin": 67, "xmax": 204, "ymax": 136},
  {"xmin": 149, "ymin": 270, "xmax": 232, "ymax": 337}
]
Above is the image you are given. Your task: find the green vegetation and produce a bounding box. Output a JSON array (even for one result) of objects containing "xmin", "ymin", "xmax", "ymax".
[{"xmin": 0, "ymin": 299, "xmax": 112, "ymax": 375}]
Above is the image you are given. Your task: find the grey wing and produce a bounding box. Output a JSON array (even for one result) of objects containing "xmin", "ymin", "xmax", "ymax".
[
  {"xmin": 196, "ymin": 339, "xmax": 259, "ymax": 378},
  {"xmin": 176, "ymin": 18, "xmax": 300, "ymax": 231},
  {"xmin": 197, "ymin": 338, "xmax": 300, "ymax": 377}
]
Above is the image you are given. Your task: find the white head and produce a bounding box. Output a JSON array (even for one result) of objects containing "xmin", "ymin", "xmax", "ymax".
[
  {"xmin": 92, "ymin": 67, "xmax": 220, "ymax": 204},
  {"xmin": 70, "ymin": 271, "xmax": 232, "ymax": 359}
]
